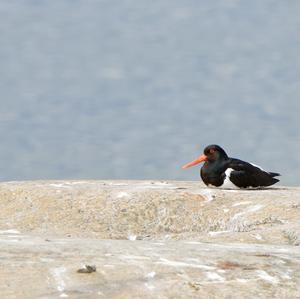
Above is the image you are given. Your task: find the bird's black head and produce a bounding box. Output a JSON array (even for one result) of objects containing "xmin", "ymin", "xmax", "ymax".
[
  {"xmin": 203, "ymin": 144, "xmax": 228, "ymax": 162},
  {"xmin": 182, "ymin": 144, "xmax": 228, "ymax": 169}
]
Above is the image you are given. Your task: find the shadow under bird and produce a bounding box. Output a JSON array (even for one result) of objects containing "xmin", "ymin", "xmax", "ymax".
[{"xmin": 182, "ymin": 144, "xmax": 280, "ymax": 188}]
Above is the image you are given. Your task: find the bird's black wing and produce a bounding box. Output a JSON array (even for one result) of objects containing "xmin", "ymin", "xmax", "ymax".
[{"xmin": 227, "ymin": 158, "xmax": 280, "ymax": 188}]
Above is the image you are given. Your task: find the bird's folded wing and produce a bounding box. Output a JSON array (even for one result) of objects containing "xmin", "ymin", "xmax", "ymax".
[{"xmin": 227, "ymin": 159, "xmax": 280, "ymax": 187}]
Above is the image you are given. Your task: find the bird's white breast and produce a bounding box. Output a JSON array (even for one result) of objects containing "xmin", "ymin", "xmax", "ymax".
[{"xmin": 221, "ymin": 168, "xmax": 239, "ymax": 189}]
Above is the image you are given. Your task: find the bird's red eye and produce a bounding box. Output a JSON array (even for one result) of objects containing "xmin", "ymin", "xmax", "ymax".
[{"xmin": 209, "ymin": 148, "xmax": 216, "ymax": 154}]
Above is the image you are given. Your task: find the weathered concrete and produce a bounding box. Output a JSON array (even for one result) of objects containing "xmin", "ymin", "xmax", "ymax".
[{"xmin": 0, "ymin": 180, "xmax": 300, "ymax": 298}]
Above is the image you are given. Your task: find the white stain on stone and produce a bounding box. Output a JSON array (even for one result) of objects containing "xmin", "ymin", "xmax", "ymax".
[
  {"xmin": 136, "ymin": 182, "xmax": 176, "ymax": 190},
  {"xmin": 146, "ymin": 271, "xmax": 156, "ymax": 278},
  {"xmin": 157, "ymin": 258, "xmax": 214, "ymax": 270},
  {"xmin": 51, "ymin": 267, "xmax": 67, "ymax": 293},
  {"xmin": 3, "ymin": 239, "xmax": 19, "ymax": 243},
  {"xmin": 120, "ymin": 255, "xmax": 151, "ymax": 260},
  {"xmin": 144, "ymin": 282, "xmax": 155, "ymax": 290},
  {"xmin": 237, "ymin": 278, "xmax": 248, "ymax": 283},
  {"xmin": 206, "ymin": 272, "xmax": 225, "ymax": 282},
  {"xmin": 248, "ymin": 205, "xmax": 264, "ymax": 212},
  {"xmin": 152, "ymin": 181, "xmax": 169, "ymax": 186},
  {"xmin": 108, "ymin": 182, "xmax": 128, "ymax": 186},
  {"xmin": 256, "ymin": 270, "xmax": 279, "ymax": 284},
  {"xmin": 103, "ymin": 264, "xmax": 115, "ymax": 268},
  {"xmin": 65, "ymin": 181, "xmax": 98, "ymax": 185},
  {"xmin": 208, "ymin": 230, "xmax": 231, "ymax": 236},
  {"xmin": 278, "ymin": 248, "xmax": 289, "ymax": 252},
  {"xmin": 251, "ymin": 234, "xmax": 263, "ymax": 240},
  {"xmin": 128, "ymin": 235, "xmax": 137, "ymax": 241},
  {"xmin": 49, "ymin": 183, "xmax": 71, "ymax": 189},
  {"xmin": 198, "ymin": 189, "xmax": 214, "ymax": 202},
  {"xmin": 7, "ymin": 235, "xmax": 21, "ymax": 239},
  {"xmin": 232, "ymin": 201, "xmax": 252, "ymax": 207},
  {"xmin": 223, "ymin": 189, "xmax": 239, "ymax": 193},
  {"xmin": 40, "ymin": 257, "xmax": 55, "ymax": 263},
  {"xmin": 0, "ymin": 229, "xmax": 21, "ymax": 234},
  {"xmin": 279, "ymin": 272, "xmax": 291, "ymax": 280},
  {"xmin": 164, "ymin": 234, "xmax": 171, "ymax": 240},
  {"xmin": 223, "ymin": 208, "xmax": 229, "ymax": 213},
  {"xmin": 117, "ymin": 192, "xmax": 130, "ymax": 199},
  {"xmin": 231, "ymin": 204, "xmax": 264, "ymax": 221},
  {"xmin": 184, "ymin": 241, "xmax": 202, "ymax": 245}
]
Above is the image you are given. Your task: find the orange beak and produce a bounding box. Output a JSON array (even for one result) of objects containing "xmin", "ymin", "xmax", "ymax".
[{"xmin": 182, "ymin": 154, "xmax": 208, "ymax": 169}]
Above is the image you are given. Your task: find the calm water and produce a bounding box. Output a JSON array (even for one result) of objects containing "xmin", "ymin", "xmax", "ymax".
[{"xmin": 0, "ymin": 1, "xmax": 299, "ymax": 185}]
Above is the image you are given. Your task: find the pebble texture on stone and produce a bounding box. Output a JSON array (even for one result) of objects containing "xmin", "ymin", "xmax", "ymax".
[{"xmin": 0, "ymin": 180, "xmax": 299, "ymax": 298}]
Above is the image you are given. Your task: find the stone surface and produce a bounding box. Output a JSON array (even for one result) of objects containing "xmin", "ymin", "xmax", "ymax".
[{"xmin": 0, "ymin": 180, "xmax": 300, "ymax": 298}]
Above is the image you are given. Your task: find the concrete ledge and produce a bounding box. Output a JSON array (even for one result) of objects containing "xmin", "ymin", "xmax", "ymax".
[{"xmin": 0, "ymin": 180, "xmax": 299, "ymax": 298}]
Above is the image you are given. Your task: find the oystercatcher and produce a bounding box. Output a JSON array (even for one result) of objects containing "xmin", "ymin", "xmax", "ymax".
[{"xmin": 182, "ymin": 144, "xmax": 280, "ymax": 188}]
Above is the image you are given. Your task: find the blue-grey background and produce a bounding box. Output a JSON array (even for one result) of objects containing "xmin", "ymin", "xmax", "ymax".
[{"xmin": 0, "ymin": 0, "xmax": 299, "ymax": 185}]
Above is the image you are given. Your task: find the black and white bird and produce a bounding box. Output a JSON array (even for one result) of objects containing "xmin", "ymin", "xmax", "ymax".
[{"xmin": 182, "ymin": 144, "xmax": 280, "ymax": 188}]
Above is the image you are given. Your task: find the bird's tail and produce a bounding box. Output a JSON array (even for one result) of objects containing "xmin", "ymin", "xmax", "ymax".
[{"xmin": 269, "ymin": 172, "xmax": 280, "ymax": 177}]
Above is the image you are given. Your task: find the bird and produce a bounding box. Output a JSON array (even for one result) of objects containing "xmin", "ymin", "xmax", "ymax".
[{"xmin": 182, "ymin": 144, "xmax": 280, "ymax": 188}]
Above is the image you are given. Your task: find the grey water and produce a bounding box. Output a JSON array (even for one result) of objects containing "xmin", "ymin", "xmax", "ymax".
[{"xmin": 0, "ymin": 1, "xmax": 299, "ymax": 185}]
